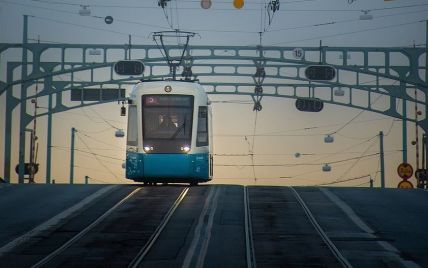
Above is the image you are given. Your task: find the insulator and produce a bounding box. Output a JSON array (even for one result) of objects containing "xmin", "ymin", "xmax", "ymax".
[
  {"xmin": 253, "ymin": 102, "xmax": 262, "ymax": 111},
  {"xmin": 255, "ymin": 67, "xmax": 265, "ymax": 78}
]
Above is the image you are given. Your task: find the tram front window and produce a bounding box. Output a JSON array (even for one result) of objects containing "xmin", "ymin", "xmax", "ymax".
[
  {"xmin": 143, "ymin": 108, "xmax": 192, "ymax": 139},
  {"xmin": 142, "ymin": 95, "xmax": 193, "ymax": 153}
]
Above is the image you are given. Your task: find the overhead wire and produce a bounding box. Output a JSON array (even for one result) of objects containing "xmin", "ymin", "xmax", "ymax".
[
  {"xmin": 77, "ymin": 131, "xmax": 125, "ymax": 150},
  {"xmin": 31, "ymin": 15, "xmax": 147, "ymax": 40},
  {"xmin": 269, "ymin": 19, "xmax": 426, "ymax": 46},
  {"xmin": 280, "ymin": 150, "xmax": 400, "ymax": 180},
  {"xmin": 335, "ymin": 136, "xmax": 378, "ymax": 182},
  {"xmin": 215, "ymin": 152, "xmax": 380, "ymax": 167},
  {"xmin": 267, "ymin": 8, "xmax": 428, "ymax": 33},
  {"xmin": 316, "ymin": 174, "xmax": 371, "ymax": 186},
  {"xmin": 213, "ymin": 149, "xmax": 401, "ymax": 157},
  {"xmin": 76, "ymin": 131, "xmax": 121, "ymax": 182},
  {"xmin": 28, "ymin": 0, "xmax": 428, "ymax": 12},
  {"xmin": 8, "ymin": 0, "xmax": 424, "ymax": 46},
  {"xmin": 51, "ymin": 146, "xmax": 124, "ymax": 180},
  {"xmin": 328, "ymin": 79, "xmax": 399, "ymax": 136},
  {"xmin": 87, "ymin": 106, "xmax": 121, "ymax": 130}
]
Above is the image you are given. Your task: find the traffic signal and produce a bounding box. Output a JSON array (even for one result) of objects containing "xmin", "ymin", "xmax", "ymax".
[
  {"xmin": 295, "ymin": 98, "xmax": 324, "ymax": 112},
  {"xmin": 305, "ymin": 65, "xmax": 336, "ymax": 81},
  {"xmin": 15, "ymin": 163, "xmax": 39, "ymax": 175},
  {"xmin": 114, "ymin": 60, "xmax": 145, "ymax": 76}
]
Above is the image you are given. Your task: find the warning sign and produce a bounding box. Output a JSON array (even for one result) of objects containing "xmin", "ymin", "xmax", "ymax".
[
  {"xmin": 397, "ymin": 163, "xmax": 413, "ymax": 180},
  {"xmin": 398, "ymin": 180, "xmax": 414, "ymax": 189}
]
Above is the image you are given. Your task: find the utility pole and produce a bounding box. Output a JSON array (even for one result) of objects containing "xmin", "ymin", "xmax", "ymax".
[
  {"xmin": 18, "ymin": 15, "xmax": 28, "ymax": 183},
  {"xmin": 379, "ymin": 131, "xmax": 385, "ymax": 188},
  {"xmin": 70, "ymin": 127, "xmax": 76, "ymax": 184}
]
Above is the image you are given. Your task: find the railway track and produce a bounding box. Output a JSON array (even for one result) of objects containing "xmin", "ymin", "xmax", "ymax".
[
  {"xmin": 248, "ymin": 186, "xmax": 352, "ymax": 268},
  {"xmin": 244, "ymin": 186, "xmax": 256, "ymax": 268},
  {"xmin": 290, "ymin": 187, "xmax": 352, "ymax": 268},
  {"xmin": 2, "ymin": 185, "xmax": 360, "ymax": 267},
  {"xmin": 128, "ymin": 187, "xmax": 189, "ymax": 267},
  {"xmin": 7, "ymin": 186, "xmax": 190, "ymax": 268}
]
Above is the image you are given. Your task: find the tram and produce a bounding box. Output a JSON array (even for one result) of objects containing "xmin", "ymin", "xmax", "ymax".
[{"xmin": 125, "ymin": 80, "xmax": 213, "ymax": 185}]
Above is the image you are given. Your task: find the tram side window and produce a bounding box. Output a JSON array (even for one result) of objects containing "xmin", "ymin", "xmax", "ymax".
[
  {"xmin": 127, "ymin": 105, "xmax": 137, "ymax": 146},
  {"xmin": 197, "ymin": 106, "xmax": 208, "ymax": 147}
]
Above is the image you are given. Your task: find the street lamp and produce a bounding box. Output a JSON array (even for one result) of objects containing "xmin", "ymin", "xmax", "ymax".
[
  {"xmin": 359, "ymin": 10, "xmax": 373, "ymax": 20},
  {"xmin": 79, "ymin": 5, "xmax": 91, "ymax": 16}
]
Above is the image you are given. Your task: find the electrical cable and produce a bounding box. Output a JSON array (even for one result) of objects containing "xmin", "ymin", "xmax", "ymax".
[
  {"xmin": 52, "ymin": 145, "xmax": 125, "ymax": 151},
  {"xmin": 76, "ymin": 132, "xmax": 121, "ymax": 182},
  {"xmin": 77, "ymin": 132, "xmax": 125, "ymax": 150},
  {"xmin": 316, "ymin": 174, "xmax": 370, "ymax": 186},
  {"xmin": 250, "ymin": 110, "xmax": 259, "ymax": 181},
  {"xmin": 31, "ymin": 15, "xmax": 147, "ymax": 40},
  {"xmin": 213, "ymin": 149, "xmax": 401, "ymax": 157},
  {"xmin": 328, "ymin": 80, "xmax": 399, "ymax": 136},
  {"xmin": 335, "ymin": 137, "xmax": 378, "ymax": 181},
  {"xmin": 2, "ymin": 0, "xmax": 169, "ymax": 30},
  {"xmin": 269, "ymin": 19, "xmax": 426, "ymax": 46},
  {"xmin": 215, "ymin": 152, "xmax": 379, "ymax": 167},
  {"xmin": 267, "ymin": 8, "xmax": 428, "ymax": 33},
  {"xmin": 29, "ymin": 0, "xmax": 428, "ymax": 12},
  {"xmin": 87, "ymin": 106, "xmax": 121, "ymax": 130}
]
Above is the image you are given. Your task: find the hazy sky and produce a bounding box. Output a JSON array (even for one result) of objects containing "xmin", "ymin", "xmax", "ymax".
[{"xmin": 0, "ymin": 0, "xmax": 427, "ymax": 187}]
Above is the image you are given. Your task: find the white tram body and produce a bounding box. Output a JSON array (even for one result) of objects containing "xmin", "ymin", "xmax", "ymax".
[{"xmin": 125, "ymin": 81, "xmax": 213, "ymax": 184}]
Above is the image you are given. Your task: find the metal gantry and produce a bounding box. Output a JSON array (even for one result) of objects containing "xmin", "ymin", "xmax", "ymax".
[{"xmin": 0, "ymin": 17, "xmax": 427, "ymax": 184}]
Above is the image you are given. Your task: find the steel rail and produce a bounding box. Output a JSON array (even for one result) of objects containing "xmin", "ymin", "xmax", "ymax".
[
  {"xmin": 128, "ymin": 187, "xmax": 189, "ymax": 268},
  {"xmin": 244, "ymin": 186, "xmax": 257, "ymax": 268},
  {"xmin": 31, "ymin": 187, "xmax": 142, "ymax": 268},
  {"xmin": 289, "ymin": 187, "xmax": 353, "ymax": 268}
]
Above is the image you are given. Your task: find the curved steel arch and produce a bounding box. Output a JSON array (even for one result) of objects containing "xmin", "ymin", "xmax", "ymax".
[{"xmin": 1, "ymin": 43, "xmax": 427, "ymax": 183}]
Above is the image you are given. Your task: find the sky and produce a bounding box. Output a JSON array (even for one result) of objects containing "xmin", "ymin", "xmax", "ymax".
[{"xmin": 0, "ymin": 0, "xmax": 427, "ymax": 187}]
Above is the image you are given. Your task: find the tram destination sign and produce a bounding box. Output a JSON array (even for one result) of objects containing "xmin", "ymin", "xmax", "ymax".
[{"xmin": 305, "ymin": 65, "xmax": 336, "ymax": 81}]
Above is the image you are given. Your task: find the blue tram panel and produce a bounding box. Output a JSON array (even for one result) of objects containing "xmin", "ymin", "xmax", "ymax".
[{"xmin": 125, "ymin": 81, "xmax": 212, "ymax": 185}]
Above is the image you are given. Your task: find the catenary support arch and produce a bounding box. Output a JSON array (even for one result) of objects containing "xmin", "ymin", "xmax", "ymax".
[{"xmin": 0, "ymin": 42, "xmax": 427, "ymax": 183}]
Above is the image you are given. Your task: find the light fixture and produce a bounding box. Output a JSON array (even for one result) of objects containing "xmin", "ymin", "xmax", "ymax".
[
  {"xmin": 201, "ymin": 0, "xmax": 212, "ymax": 9},
  {"xmin": 143, "ymin": 146, "xmax": 154, "ymax": 152},
  {"xmin": 121, "ymin": 162, "xmax": 126, "ymax": 169},
  {"xmin": 181, "ymin": 145, "xmax": 191, "ymax": 153},
  {"xmin": 294, "ymin": 152, "xmax": 301, "ymax": 158},
  {"xmin": 104, "ymin": 16, "xmax": 113, "ymax": 25},
  {"xmin": 78, "ymin": 5, "xmax": 91, "ymax": 16},
  {"xmin": 322, "ymin": 164, "xmax": 332, "ymax": 172},
  {"xmin": 233, "ymin": 0, "xmax": 244, "ymax": 9},
  {"xmin": 115, "ymin": 129, "xmax": 125, "ymax": 138},
  {"xmin": 359, "ymin": 10, "xmax": 373, "ymax": 20},
  {"xmin": 334, "ymin": 87, "xmax": 345, "ymax": 96},
  {"xmin": 324, "ymin": 134, "xmax": 334, "ymax": 143},
  {"xmin": 88, "ymin": 49, "xmax": 101, "ymax": 55}
]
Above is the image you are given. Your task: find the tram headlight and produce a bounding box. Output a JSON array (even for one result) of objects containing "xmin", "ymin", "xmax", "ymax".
[
  {"xmin": 180, "ymin": 145, "xmax": 191, "ymax": 153},
  {"xmin": 143, "ymin": 145, "xmax": 154, "ymax": 153}
]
